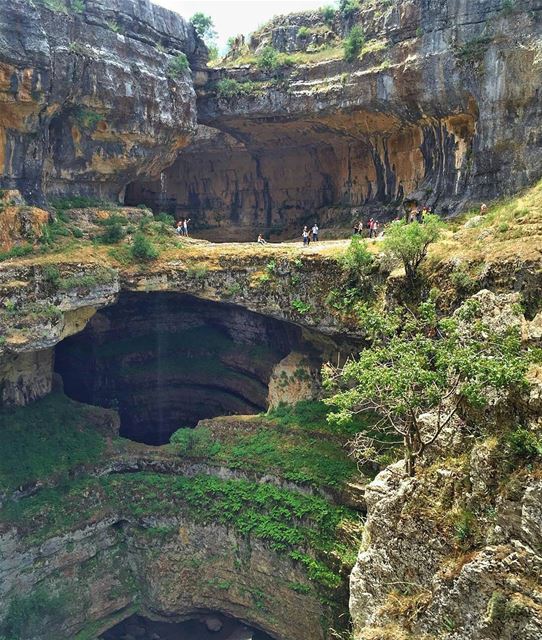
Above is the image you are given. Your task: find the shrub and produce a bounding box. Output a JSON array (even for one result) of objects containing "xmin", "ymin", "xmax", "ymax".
[
  {"xmin": 154, "ymin": 212, "xmax": 175, "ymax": 226},
  {"xmin": 130, "ymin": 232, "xmax": 159, "ymax": 261},
  {"xmin": 170, "ymin": 427, "xmax": 221, "ymax": 457},
  {"xmin": 382, "ymin": 213, "xmax": 443, "ymax": 282},
  {"xmin": 339, "ymin": 0, "xmax": 360, "ymax": 17},
  {"xmin": 99, "ymin": 222, "xmax": 125, "ymax": 244},
  {"xmin": 216, "ymin": 78, "xmax": 259, "ymax": 98},
  {"xmin": 344, "ymin": 25, "xmax": 365, "ymax": 62},
  {"xmin": 340, "ymin": 235, "xmax": 373, "ymax": 276},
  {"xmin": 321, "ymin": 5, "xmax": 336, "ymax": 24},
  {"xmin": 0, "ymin": 243, "xmax": 33, "ymax": 262},
  {"xmin": 167, "ymin": 53, "xmax": 190, "ymax": 78},
  {"xmin": 297, "ymin": 26, "xmax": 310, "ymax": 38},
  {"xmin": 504, "ymin": 426, "xmax": 542, "ymax": 459},
  {"xmin": 0, "ymin": 587, "xmax": 65, "ymax": 638},
  {"xmin": 257, "ymin": 46, "xmax": 280, "ymax": 71}
]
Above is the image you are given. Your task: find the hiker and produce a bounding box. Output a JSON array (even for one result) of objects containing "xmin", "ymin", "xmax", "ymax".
[
  {"xmin": 257, "ymin": 233, "xmax": 267, "ymax": 245},
  {"xmin": 312, "ymin": 223, "xmax": 319, "ymax": 242},
  {"xmin": 369, "ymin": 219, "xmax": 378, "ymax": 238},
  {"xmin": 183, "ymin": 218, "xmax": 191, "ymax": 237},
  {"xmin": 357, "ymin": 220, "xmax": 364, "ymax": 235},
  {"xmin": 176, "ymin": 220, "xmax": 183, "ymax": 235},
  {"xmin": 302, "ymin": 226, "xmax": 310, "ymax": 246}
]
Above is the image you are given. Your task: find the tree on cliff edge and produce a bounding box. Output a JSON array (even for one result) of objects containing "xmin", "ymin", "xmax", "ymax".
[{"xmin": 323, "ymin": 296, "xmax": 530, "ymax": 476}]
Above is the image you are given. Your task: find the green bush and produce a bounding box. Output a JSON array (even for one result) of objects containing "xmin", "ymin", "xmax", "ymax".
[
  {"xmin": 216, "ymin": 78, "xmax": 259, "ymax": 98},
  {"xmin": 167, "ymin": 53, "xmax": 190, "ymax": 78},
  {"xmin": 257, "ymin": 46, "xmax": 280, "ymax": 71},
  {"xmin": 382, "ymin": 213, "xmax": 443, "ymax": 282},
  {"xmin": 99, "ymin": 222, "xmax": 125, "ymax": 244},
  {"xmin": 154, "ymin": 212, "xmax": 174, "ymax": 226},
  {"xmin": 170, "ymin": 427, "xmax": 221, "ymax": 457},
  {"xmin": 344, "ymin": 25, "xmax": 365, "ymax": 62},
  {"xmin": 339, "ymin": 0, "xmax": 360, "ymax": 17},
  {"xmin": 504, "ymin": 426, "xmax": 542, "ymax": 459},
  {"xmin": 0, "ymin": 587, "xmax": 65, "ymax": 638},
  {"xmin": 321, "ymin": 5, "xmax": 336, "ymax": 24},
  {"xmin": 297, "ymin": 26, "xmax": 310, "ymax": 38},
  {"xmin": 0, "ymin": 243, "xmax": 33, "ymax": 262},
  {"xmin": 340, "ymin": 235, "xmax": 373, "ymax": 275},
  {"xmin": 130, "ymin": 232, "xmax": 159, "ymax": 261}
]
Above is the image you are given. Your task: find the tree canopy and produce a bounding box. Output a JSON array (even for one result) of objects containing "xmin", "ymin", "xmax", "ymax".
[
  {"xmin": 324, "ymin": 296, "xmax": 530, "ymax": 476},
  {"xmin": 382, "ymin": 214, "xmax": 443, "ymax": 282}
]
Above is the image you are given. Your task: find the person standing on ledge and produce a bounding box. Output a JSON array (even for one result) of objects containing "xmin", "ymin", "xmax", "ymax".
[
  {"xmin": 302, "ymin": 226, "xmax": 310, "ymax": 246},
  {"xmin": 183, "ymin": 218, "xmax": 191, "ymax": 237},
  {"xmin": 312, "ymin": 223, "xmax": 319, "ymax": 242}
]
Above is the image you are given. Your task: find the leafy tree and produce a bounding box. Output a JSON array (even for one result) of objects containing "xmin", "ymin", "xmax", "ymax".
[
  {"xmin": 190, "ymin": 12, "xmax": 216, "ymax": 41},
  {"xmin": 324, "ymin": 298, "xmax": 530, "ymax": 476},
  {"xmin": 382, "ymin": 213, "xmax": 443, "ymax": 283},
  {"xmin": 321, "ymin": 5, "xmax": 336, "ymax": 24},
  {"xmin": 344, "ymin": 25, "xmax": 365, "ymax": 62}
]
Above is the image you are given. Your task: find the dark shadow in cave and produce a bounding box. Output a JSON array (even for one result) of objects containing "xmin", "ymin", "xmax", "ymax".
[
  {"xmin": 100, "ymin": 612, "xmax": 275, "ymax": 640},
  {"xmin": 54, "ymin": 292, "xmax": 311, "ymax": 445}
]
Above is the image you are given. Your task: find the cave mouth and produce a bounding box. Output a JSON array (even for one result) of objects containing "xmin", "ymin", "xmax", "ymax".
[
  {"xmin": 100, "ymin": 613, "xmax": 275, "ymax": 640},
  {"xmin": 54, "ymin": 292, "xmax": 307, "ymax": 445}
]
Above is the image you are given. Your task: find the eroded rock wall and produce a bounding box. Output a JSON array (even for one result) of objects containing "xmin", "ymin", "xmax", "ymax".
[
  {"xmin": 0, "ymin": 0, "xmax": 203, "ymax": 203},
  {"xmin": 138, "ymin": 0, "xmax": 541, "ymax": 237}
]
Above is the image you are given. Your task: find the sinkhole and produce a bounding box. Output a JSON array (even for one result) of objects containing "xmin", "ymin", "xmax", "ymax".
[
  {"xmin": 54, "ymin": 292, "xmax": 317, "ymax": 445},
  {"xmin": 100, "ymin": 613, "xmax": 275, "ymax": 640}
]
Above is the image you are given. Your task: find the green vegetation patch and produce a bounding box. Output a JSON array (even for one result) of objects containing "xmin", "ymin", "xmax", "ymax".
[
  {"xmin": 171, "ymin": 401, "xmax": 375, "ymax": 490},
  {"xmin": 0, "ymin": 393, "xmax": 111, "ymax": 492},
  {"xmin": 0, "ymin": 472, "xmax": 360, "ymax": 591}
]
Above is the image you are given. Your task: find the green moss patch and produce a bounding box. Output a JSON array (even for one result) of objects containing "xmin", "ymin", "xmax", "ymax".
[
  {"xmin": 0, "ymin": 393, "xmax": 113, "ymax": 492},
  {"xmin": 170, "ymin": 401, "xmax": 374, "ymax": 490}
]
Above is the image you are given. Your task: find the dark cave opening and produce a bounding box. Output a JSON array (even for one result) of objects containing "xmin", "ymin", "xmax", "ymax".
[
  {"xmin": 54, "ymin": 292, "xmax": 310, "ymax": 445},
  {"xmin": 100, "ymin": 613, "xmax": 275, "ymax": 640}
]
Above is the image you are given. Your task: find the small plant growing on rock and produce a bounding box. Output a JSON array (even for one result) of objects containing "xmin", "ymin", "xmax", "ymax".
[
  {"xmin": 167, "ymin": 53, "xmax": 190, "ymax": 78},
  {"xmin": 291, "ymin": 299, "xmax": 312, "ymax": 315},
  {"xmin": 297, "ymin": 26, "xmax": 310, "ymax": 39},
  {"xmin": 257, "ymin": 46, "xmax": 280, "ymax": 71},
  {"xmin": 130, "ymin": 232, "xmax": 159, "ymax": 261},
  {"xmin": 344, "ymin": 26, "xmax": 365, "ymax": 62}
]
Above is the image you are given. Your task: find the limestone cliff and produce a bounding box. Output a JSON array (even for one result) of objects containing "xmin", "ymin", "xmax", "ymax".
[
  {"xmin": 0, "ymin": 0, "xmax": 203, "ymax": 203},
  {"xmin": 130, "ymin": 0, "xmax": 542, "ymax": 239}
]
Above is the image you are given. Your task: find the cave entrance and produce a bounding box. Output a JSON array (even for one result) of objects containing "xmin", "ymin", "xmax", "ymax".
[
  {"xmin": 54, "ymin": 292, "xmax": 309, "ymax": 445},
  {"xmin": 100, "ymin": 613, "xmax": 275, "ymax": 640}
]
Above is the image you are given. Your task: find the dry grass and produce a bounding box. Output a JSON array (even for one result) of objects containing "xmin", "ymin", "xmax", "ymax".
[{"xmin": 429, "ymin": 179, "xmax": 542, "ymax": 266}]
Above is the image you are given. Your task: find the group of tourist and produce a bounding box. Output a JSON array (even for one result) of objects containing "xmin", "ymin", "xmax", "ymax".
[
  {"xmin": 302, "ymin": 224, "xmax": 319, "ymax": 245},
  {"xmin": 353, "ymin": 218, "xmax": 381, "ymax": 238},
  {"xmin": 175, "ymin": 218, "xmax": 191, "ymax": 236}
]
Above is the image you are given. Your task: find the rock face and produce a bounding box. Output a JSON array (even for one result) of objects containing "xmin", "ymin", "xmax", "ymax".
[
  {"xmin": 0, "ymin": 0, "xmax": 202, "ymax": 203},
  {"xmin": 129, "ymin": 0, "xmax": 542, "ymax": 238},
  {"xmin": 348, "ymin": 292, "xmax": 542, "ymax": 639}
]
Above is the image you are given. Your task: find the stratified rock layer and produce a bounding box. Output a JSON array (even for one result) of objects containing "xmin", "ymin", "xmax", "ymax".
[
  {"xmin": 0, "ymin": 0, "xmax": 202, "ymax": 203},
  {"xmin": 130, "ymin": 0, "xmax": 542, "ymax": 239}
]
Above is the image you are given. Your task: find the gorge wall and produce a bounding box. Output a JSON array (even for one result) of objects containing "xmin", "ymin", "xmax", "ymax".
[
  {"xmin": 1, "ymin": 0, "xmax": 541, "ymax": 238},
  {"xmin": 0, "ymin": 0, "xmax": 203, "ymax": 203}
]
